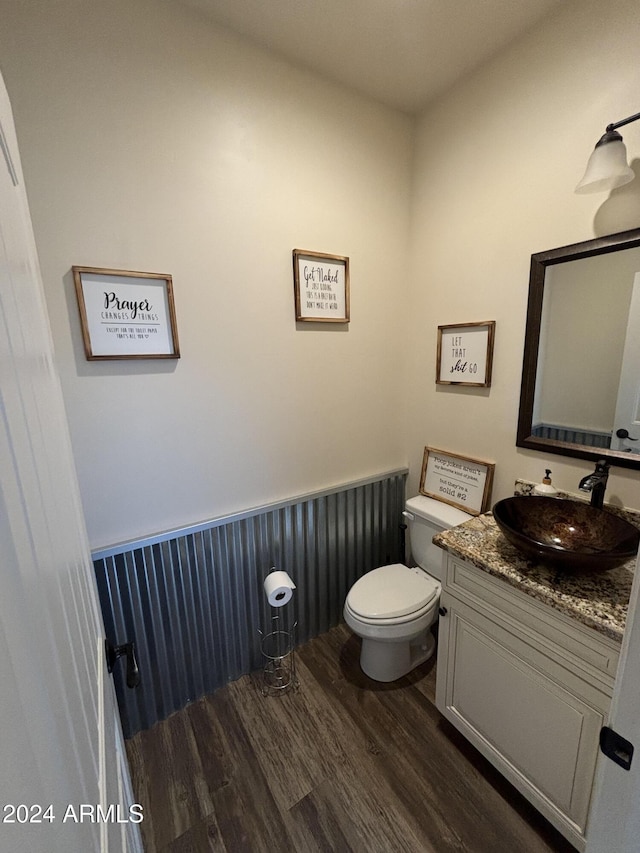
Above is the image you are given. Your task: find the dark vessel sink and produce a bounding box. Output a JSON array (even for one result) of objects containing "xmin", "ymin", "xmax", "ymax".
[{"xmin": 492, "ymin": 496, "xmax": 640, "ymax": 572}]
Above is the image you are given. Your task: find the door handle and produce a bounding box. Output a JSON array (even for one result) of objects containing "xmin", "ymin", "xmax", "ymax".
[
  {"xmin": 616, "ymin": 428, "xmax": 638, "ymax": 441},
  {"xmin": 105, "ymin": 639, "xmax": 141, "ymax": 689},
  {"xmin": 600, "ymin": 726, "xmax": 634, "ymax": 771}
]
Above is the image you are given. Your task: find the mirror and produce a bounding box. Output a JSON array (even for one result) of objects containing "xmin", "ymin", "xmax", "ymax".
[{"xmin": 517, "ymin": 228, "xmax": 640, "ymax": 470}]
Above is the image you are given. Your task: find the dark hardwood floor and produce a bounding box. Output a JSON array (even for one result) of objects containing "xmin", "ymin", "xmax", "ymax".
[{"xmin": 126, "ymin": 623, "xmax": 577, "ymax": 852}]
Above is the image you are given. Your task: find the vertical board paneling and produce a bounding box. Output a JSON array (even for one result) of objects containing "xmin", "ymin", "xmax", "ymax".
[
  {"xmin": 532, "ymin": 423, "xmax": 611, "ymax": 449},
  {"xmin": 93, "ymin": 470, "xmax": 407, "ymax": 736}
]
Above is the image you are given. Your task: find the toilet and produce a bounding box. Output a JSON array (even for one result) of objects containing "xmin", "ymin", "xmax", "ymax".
[{"xmin": 343, "ymin": 495, "xmax": 472, "ymax": 682}]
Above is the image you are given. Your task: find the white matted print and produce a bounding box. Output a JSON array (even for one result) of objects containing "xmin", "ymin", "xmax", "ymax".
[
  {"xmin": 436, "ymin": 321, "xmax": 495, "ymax": 387},
  {"xmin": 419, "ymin": 446, "xmax": 495, "ymax": 515},
  {"xmin": 293, "ymin": 249, "xmax": 350, "ymax": 323},
  {"xmin": 73, "ymin": 266, "xmax": 180, "ymax": 360}
]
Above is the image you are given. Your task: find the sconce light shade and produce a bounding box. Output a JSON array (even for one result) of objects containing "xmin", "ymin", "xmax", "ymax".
[{"xmin": 575, "ymin": 129, "xmax": 635, "ymax": 194}]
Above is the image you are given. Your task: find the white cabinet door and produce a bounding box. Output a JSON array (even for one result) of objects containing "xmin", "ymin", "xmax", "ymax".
[
  {"xmin": 0, "ymin": 72, "xmax": 141, "ymax": 853},
  {"xmin": 437, "ymin": 594, "xmax": 604, "ymax": 849},
  {"xmin": 586, "ymin": 548, "xmax": 640, "ymax": 852}
]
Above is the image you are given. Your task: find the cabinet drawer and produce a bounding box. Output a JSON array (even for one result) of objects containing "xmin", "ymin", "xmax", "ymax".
[{"xmin": 444, "ymin": 556, "xmax": 620, "ymax": 688}]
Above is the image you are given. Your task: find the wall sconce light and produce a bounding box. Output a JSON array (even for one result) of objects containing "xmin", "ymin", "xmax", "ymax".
[{"xmin": 575, "ymin": 111, "xmax": 640, "ymax": 194}]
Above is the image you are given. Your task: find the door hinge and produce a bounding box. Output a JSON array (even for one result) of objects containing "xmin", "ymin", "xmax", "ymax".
[{"xmin": 600, "ymin": 725, "xmax": 634, "ymax": 771}]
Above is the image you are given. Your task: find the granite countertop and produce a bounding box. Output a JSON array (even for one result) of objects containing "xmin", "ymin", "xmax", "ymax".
[{"xmin": 433, "ymin": 512, "xmax": 635, "ymax": 643}]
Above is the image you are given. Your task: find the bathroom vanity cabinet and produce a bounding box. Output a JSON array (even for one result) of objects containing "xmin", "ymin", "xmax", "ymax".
[{"xmin": 435, "ymin": 553, "xmax": 621, "ymax": 852}]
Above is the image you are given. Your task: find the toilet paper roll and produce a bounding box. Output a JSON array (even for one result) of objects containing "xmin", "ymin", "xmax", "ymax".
[{"xmin": 264, "ymin": 570, "xmax": 296, "ymax": 607}]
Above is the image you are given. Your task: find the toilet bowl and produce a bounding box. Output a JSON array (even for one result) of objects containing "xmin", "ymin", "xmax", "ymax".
[{"xmin": 343, "ymin": 495, "xmax": 471, "ymax": 682}]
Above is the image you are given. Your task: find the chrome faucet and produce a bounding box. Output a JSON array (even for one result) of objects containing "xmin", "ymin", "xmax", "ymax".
[{"xmin": 579, "ymin": 460, "xmax": 610, "ymax": 509}]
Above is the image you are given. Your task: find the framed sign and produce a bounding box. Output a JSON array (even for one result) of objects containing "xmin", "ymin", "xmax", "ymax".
[
  {"xmin": 292, "ymin": 249, "xmax": 350, "ymax": 323},
  {"xmin": 419, "ymin": 446, "xmax": 495, "ymax": 515},
  {"xmin": 72, "ymin": 266, "xmax": 180, "ymax": 360},
  {"xmin": 436, "ymin": 321, "xmax": 495, "ymax": 387}
]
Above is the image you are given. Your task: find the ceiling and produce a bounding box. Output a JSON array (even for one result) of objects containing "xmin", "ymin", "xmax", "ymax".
[{"xmin": 178, "ymin": 0, "xmax": 561, "ymax": 114}]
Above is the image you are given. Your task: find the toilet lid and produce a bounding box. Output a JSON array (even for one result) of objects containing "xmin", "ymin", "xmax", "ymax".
[{"xmin": 347, "ymin": 564, "xmax": 439, "ymax": 620}]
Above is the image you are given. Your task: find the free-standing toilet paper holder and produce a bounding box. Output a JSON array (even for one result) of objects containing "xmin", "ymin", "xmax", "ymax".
[{"xmin": 259, "ymin": 613, "xmax": 298, "ymax": 696}]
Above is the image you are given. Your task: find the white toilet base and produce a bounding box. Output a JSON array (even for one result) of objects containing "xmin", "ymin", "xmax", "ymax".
[{"xmin": 359, "ymin": 629, "xmax": 436, "ymax": 682}]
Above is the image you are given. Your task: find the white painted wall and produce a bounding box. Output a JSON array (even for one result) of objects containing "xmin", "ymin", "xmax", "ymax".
[
  {"xmin": 406, "ymin": 0, "xmax": 640, "ymax": 510},
  {"xmin": 0, "ymin": 0, "xmax": 412, "ymax": 549},
  {"xmin": 2, "ymin": 0, "xmax": 640, "ymax": 551}
]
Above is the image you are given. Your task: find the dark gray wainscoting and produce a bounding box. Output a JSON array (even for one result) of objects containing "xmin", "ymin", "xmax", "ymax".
[{"xmin": 93, "ymin": 469, "xmax": 407, "ymax": 737}]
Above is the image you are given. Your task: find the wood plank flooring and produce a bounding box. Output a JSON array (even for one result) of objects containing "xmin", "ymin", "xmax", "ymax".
[{"xmin": 126, "ymin": 623, "xmax": 577, "ymax": 852}]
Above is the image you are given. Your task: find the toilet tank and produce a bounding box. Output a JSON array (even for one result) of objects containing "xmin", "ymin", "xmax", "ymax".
[{"xmin": 404, "ymin": 495, "xmax": 472, "ymax": 580}]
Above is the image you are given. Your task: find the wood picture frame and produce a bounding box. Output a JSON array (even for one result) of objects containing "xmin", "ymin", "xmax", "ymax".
[
  {"xmin": 292, "ymin": 249, "xmax": 350, "ymax": 323},
  {"xmin": 436, "ymin": 320, "xmax": 496, "ymax": 387},
  {"xmin": 419, "ymin": 446, "xmax": 495, "ymax": 515},
  {"xmin": 72, "ymin": 266, "xmax": 180, "ymax": 360}
]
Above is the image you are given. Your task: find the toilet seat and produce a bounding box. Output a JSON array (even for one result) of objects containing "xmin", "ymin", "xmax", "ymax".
[
  {"xmin": 346, "ymin": 563, "xmax": 439, "ymax": 622},
  {"xmin": 345, "ymin": 595, "xmax": 439, "ymax": 627}
]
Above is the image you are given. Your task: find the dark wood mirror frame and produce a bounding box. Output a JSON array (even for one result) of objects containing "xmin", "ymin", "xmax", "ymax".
[{"xmin": 516, "ymin": 227, "xmax": 640, "ymax": 470}]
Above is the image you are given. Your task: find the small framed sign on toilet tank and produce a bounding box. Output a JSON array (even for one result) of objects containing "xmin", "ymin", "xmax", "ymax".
[{"xmin": 419, "ymin": 446, "xmax": 495, "ymax": 515}]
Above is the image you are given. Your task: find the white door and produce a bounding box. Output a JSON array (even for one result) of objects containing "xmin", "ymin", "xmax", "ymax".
[
  {"xmin": 611, "ymin": 271, "xmax": 640, "ymax": 452},
  {"xmin": 0, "ymin": 73, "xmax": 142, "ymax": 853},
  {"xmin": 586, "ymin": 548, "xmax": 640, "ymax": 852}
]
